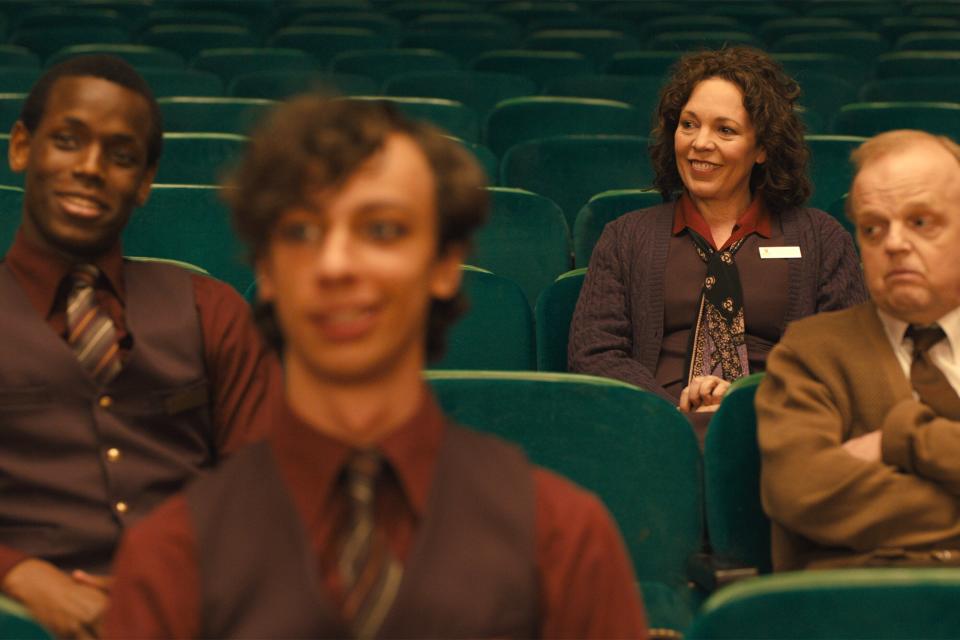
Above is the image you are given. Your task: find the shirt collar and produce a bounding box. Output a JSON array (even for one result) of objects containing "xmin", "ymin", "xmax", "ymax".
[
  {"xmin": 671, "ymin": 192, "xmax": 772, "ymax": 249},
  {"xmin": 877, "ymin": 305, "xmax": 960, "ymax": 360},
  {"xmin": 270, "ymin": 383, "xmax": 446, "ymax": 524},
  {"xmin": 5, "ymin": 227, "xmax": 125, "ymax": 318}
]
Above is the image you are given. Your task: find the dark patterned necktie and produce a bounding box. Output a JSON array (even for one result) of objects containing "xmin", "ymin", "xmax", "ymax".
[
  {"xmin": 66, "ymin": 264, "xmax": 122, "ymax": 386},
  {"xmin": 906, "ymin": 325, "xmax": 960, "ymax": 420},
  {"xmin": 339, "ymin": 450, "xmax": 403, "ymax": 640}
]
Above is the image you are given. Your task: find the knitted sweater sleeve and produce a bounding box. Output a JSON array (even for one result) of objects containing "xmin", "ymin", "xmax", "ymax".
[
  {"xmin": 567, "ymin": 217, "xmax": 673, "ymax": 402},
  {"xmin": 813, "ymin": 211, "xmax": 869, "ymax": 312}
]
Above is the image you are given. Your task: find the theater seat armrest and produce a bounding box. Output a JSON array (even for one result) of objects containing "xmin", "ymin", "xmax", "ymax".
[{"xmin": 687, "ymin": 553, "xmax": 758, "ymax": 592}]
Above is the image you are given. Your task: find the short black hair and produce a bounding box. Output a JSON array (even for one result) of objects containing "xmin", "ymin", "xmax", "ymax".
[{"xmin": 20, "ymin": 54, "xmax": 163, "ymax": 167}]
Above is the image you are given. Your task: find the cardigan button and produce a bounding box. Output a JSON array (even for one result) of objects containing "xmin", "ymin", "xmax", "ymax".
[
  {"xmin": 99, "ymin": 395, "xmax": 113, "ymax": 408},
  {"xmin": 106, "ymin": 448, "xmax": 121, "ymax": 463},
  {"xmin": 115, "ymin": 501, "xmax": 128, "ymax": 514}
]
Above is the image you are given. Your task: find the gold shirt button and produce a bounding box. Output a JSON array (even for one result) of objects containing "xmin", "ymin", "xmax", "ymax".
[
  {"xmin": 115, "ymin": 501, "xmax": 128, "ymax": 514},
  {"xmin": 99, "ymin": 396, "xmax": 113, "ymax": 408},
  {"xmin": 106, "ymin": 448, "xmax": 121, "ymax": 462}
]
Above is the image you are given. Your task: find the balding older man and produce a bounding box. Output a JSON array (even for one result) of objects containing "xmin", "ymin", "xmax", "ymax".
[{"xmin": 758, "ymin": 130, "xmax": 960, "ymax": 571}]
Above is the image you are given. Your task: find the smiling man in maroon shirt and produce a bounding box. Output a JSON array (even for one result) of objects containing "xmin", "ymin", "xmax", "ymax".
[
  {"xmin": 0, "ymin": 55, "xmax": 280, "ymax": 638},
  {"xmin": 103, "ymin": 96, "xmax": 648, "ymax": 639}
]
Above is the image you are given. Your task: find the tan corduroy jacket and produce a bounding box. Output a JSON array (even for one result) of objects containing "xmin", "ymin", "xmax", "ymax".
[{"xmin": 758, "ymin": 301, "xmax": 960, "ymax": 571}]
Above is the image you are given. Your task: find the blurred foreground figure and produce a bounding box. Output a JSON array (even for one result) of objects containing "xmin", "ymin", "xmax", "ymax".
[
  {"xmin": 760, "ymin": 130, "xmax": 960, "ymax": 570},
  {"xmin": 103, "ymin": 97, "xmax": 648, "ymax": 639}
]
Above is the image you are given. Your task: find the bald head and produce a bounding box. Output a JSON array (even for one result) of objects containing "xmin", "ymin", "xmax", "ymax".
[{"xmin": 849, "ymin": 130, "xmax": 960, "ymax": 324}]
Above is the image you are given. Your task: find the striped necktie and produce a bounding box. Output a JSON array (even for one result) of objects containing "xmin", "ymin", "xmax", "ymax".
[
  {"xmin": 339, "ymin": 450, "xmax": 403, "ymax": 640},
  {"xmin": 906, "ymin": 325, "xmax": 960, "ymax": 420},
  {"xmin": 66, "ymin": 264, "xmax": 122, "ymax": 386}
]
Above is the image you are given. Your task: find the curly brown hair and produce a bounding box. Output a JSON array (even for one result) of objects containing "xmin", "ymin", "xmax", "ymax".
[
  {"xmin": 223, "ymin": 96, "xmax": 489, "ymax": 362},
  {"xmin": 649, "ymin": 46, "xmax": 811, "ymax": 216}
]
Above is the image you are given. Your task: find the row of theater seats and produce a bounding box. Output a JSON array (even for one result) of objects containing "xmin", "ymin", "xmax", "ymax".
[{"xmin": 4, "ymin": 368, "xmax": 958, "ymax": 638}]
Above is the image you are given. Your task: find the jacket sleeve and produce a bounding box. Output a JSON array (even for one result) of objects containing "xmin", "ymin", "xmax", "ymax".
[
  {"xmin": 814, "ymin": 213, "xmax": 869, "ymax": 312},
  {"xmin": 882, "ymin": 399, "xmax": 960, "ymax": 496},
  {"xmin": 567, "ymin": 221, "xmax": 673, "ymax": 403},
  {"xmin": 758, "ymin": 334, "xmax": 960, "ymax": 551}
]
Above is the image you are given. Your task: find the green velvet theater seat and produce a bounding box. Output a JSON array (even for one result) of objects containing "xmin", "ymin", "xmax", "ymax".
[
  {"xmin": 154, "ymin": 133, "xmax": 246, "ymax": 185},
  {"xmin": 805, "ymin": 134, "xmax": 867, "ymax": 212},
  {"xmin": 0, "ymin": 186, "xmax": 23, "ymax": 253},
  {"xmin": 688, "ymin": 569, "xmax": 960, "ymax": 639},
  {"xmin": 573, "ymin": 188, "xmax": 663, "ymax": 268},
  {"xmin": 431, "ymin": 266, "xmax": 536, "ymax": 371},
  {"xmin": 0, "ymin": 595, "xmax": 51, "ymax": 639},
  {"xmin": 158, "ymin": 96, "xmax": 275, "ymax": 135},
  {"xmin": 533, "ymin": 268, "xmax": 585, "ymax": 372},
  {"xmin": 426, "ymin": 370, "xmax": 704, "ymax": 633},
  {"xmin": 831, "ymin": 102, "xmax": 960, "ymax": 140}
]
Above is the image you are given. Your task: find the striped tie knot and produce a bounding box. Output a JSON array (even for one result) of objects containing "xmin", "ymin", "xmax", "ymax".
[{"xmin": 66, "ymin": 264, "xmax": 122, "ymax": 386}]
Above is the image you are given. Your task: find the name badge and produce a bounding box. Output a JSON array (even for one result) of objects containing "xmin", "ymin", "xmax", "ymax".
[{"xmin": 759, "ymin": 246, "xmax": 802, "ymax": 259}]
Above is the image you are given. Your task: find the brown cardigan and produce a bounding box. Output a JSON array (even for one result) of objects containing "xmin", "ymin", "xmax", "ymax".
[{"xmin": 758, "ymin": 301, "xmax": 960, "ymax": 570}]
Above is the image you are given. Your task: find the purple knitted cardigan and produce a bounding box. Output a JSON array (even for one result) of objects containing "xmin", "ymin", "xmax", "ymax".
[{"xmin": 568, "ymin": 202, "xmax": 868, "ymax": 402}]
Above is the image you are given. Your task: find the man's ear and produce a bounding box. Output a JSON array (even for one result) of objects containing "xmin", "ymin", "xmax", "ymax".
[
  {"xmin": 134, "ymin": 164, "xmax": 157, "ymax": 207},
  {"xmin": 8, "ymin": 121, "xmax": 31, "ymax": 174},
  {"xmin": 430, "ymin": 243, "xmax": 467, "ymax": 301},
  {"xmin": 255, "ymin": 255, "xmax": 276, "ymax": 303}
]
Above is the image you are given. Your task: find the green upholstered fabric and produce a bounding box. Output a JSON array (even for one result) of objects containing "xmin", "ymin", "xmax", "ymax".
[
  {"xmin": 0, "ymin": 45, "xmax": 40, "ymax": 69},
  {"xmin": 457, "ymin": 139, "xmax": 498, "ymax": 186},
  {"xmin": 0, "ymin": 93, "xmax": 25, "ymax": 133},
  {"xmin": 344, "ymin": 96, "xmax": 479, "ymax": 143},
  {"xmin": 138, "ymin": 8, "xmax": 252, "ymax": 32},
  {"xmin": 127, "ymin": 256, "xmax": 211, "ymax": 276},
  {"xmin": 534, "ymin": 268, "xmax": 584, "ymax": 372},
  {"xmin": 141, "ymin": 25, "xmax": 259, "ymax": 60},
  {"xmin": 138, "ymin": 68, "xmax": 225, "ymax": 97},
  {"xmin": 46, "ymin": 44, "xmax": 185, "ymax": 69},
  {"xmin": 881, "ymin": 17, "xmax": 960, "ymax": 44},
  {"xmin": 523, "ymin": 29, "xmax": 641, "ymax": 67},
  {"xmin": 398, "ymin": 32, "xmax": 517, "ymax": 67},
  {"xmin": 383, "ymin": 71, "xmax": 537, "ymax": 122},
  {"xmin": 859, "ymin": 77, "xmax": 960, "ymax": 103},
  {"xmin": 795, "ymin": 74, "xmax": 859, "ymax": 132},
  {"xmin": 827, "ymin": 195, "xmax": 856, "ymax": 238},
  {"xmin": 542, "ymin": 74, "xmax": 663, "ymax": 128},
  {"xmin": 875, "ymin": 51, "xmax": 960, "ymax": 78},
  {"xmin": 286, "ymin": 12, "xmax": 402, "ymax": 41},
  {"xmin": 603, "ymin": 51, "xmax": 682, "ymax": 78},
  {"xmin": 704, "ymin": 373, "xmax": 771, "ymax": 575},
  {"xmin": 432, "ymin": 267, "xmax": 536, "ymax": 371},
  {"xmin": 688, "ymin": 568, "xmax": 960, "ymax": 639},
  {"xmin": 122, "ymin": 185, "xmax": 253, "ymax": 292},
  {"xmin": 804, "ymin": 135, "xmax": 866, "ymax": 212},
  {"xmin": 191, "ymin": 47, "xmax": 316, "ymax": 85},
  {"xmin": 0, "ymin": 595, "xmax": 51, "ymax": 640},
  {"xmin": 470, "ymin": 50, "xmax": 593, "ymax": 87},
  {"xmin": 330, "ymin": 48, "xmax": 459, "ymax": 86},
  {"xmin": 404, "ymin": 12, "xmax": 521, "ymax": 40},
  {"xmin": 647, "ymin": 30, "xmax": 761, "ymax": 51},
  {"xmin": 158, "ymin": 97, "xmax": 275, "ymax": 135},
  {"xmin": 772, "ymin": 52, "xmax": 868, "ymax": 88},
  {"xmin": 10, "ymin": 26, "xmax": 130, "ymax": 60},
  {"xmin": 268, "ymin": 26, "xmax": 381, "ymax": 66},
  {"xmin": 772, "ymin": 31, "xmax": 889, "ymax": 64},
  {"xmin": 154, "ymin": 133, "xmax": 246, "ymax": 185},
  {"xmin": 472, "ymin": 188, "xmax": 571, "ymax": 307},
  {"xmin": 831, "ymin": 102, "xmax": 960, "ymax": 140},
  {"xmin": 758, "ymin": 17, "xmax": 859, "ymax": 45},
  {"xmin": 0, "ymin": 69, "xmax": 36, "ymax": 96},
  {"xmin": 573, "ymin": 189, "xmax": 662, "ymax": 268},
  {"xmin": 896, "ymin": 32, "xmax": 960, "ymax": 51},
  {"xmin": 426, "ymin": 370, "xmax": 704, "ymax": 630},
  {"xmin": 485, "ymin": 96, "xmax": 642, "ymax": 157},
  {"xmin": 0, "ymin": 186, "xmax": 23, "ymax": 253},
  {"xmin": 228, "ymin": 70, "xmax": 377, "ymax": 99},
  {"xmin": 500, "ymin": 135, "xmax": 654, "ymax": 229}
]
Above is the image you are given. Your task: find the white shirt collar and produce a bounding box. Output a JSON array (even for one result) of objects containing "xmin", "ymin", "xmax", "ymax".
[{"xmin": 877, "ymin": 305, "xmax": 960, "ymax": 359}]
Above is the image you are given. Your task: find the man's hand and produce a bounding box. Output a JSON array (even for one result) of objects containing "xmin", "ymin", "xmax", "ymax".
[
  {"xmin": 2, "ymin": 558, "xmax": 109, "ymax": 639},
  {"xmin": 843, "ymin": 430, "xmax": 882, "ymax": 462},
  {"xmin": 679, "ymin": 375, "xmax": 731, "ymax": 412}
]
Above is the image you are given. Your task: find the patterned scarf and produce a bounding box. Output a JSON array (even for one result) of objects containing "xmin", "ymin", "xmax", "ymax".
[{"xmin": 684, "ymin": 229, "xmax": 750, "ymax": 386}]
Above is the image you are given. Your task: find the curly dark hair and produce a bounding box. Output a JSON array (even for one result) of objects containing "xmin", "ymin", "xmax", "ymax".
[
  {"xmin": 223, "ymin": 96, "xmax": 489, "ymax": 362},
  {"xmin": 649, "ymin": 46, "xmax": 811, "ymax": 215}
]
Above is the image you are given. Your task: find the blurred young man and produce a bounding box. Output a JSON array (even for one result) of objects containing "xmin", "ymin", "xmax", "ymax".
[
  {"xmin": 759, "ymin": 130, "xmax": 960, "ymax": 570},
  {"xmin": 104, "ymin": 97, "xmax": 647, "ymax": 639},
  {"xmin": 0, "ymin": 55, "xmax": 280, "ymax": 637}
]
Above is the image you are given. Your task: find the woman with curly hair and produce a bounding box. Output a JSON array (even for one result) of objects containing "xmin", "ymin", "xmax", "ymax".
[{"xmin": 568, "ymin": 47, "xmax": 866, "ymax": 435}]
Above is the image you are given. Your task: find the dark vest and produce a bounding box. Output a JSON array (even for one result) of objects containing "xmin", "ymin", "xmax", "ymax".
[
  {"xmin": 187, "ymin": 424, "xmax": 540, "ymax": 639},
  {"xmin": 0, "ymin": 261, "xmax": 212, "ymax": 573}
]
